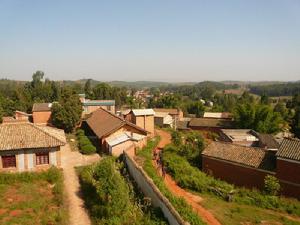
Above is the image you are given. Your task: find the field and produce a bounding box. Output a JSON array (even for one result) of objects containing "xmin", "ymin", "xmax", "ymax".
[{"xmin": 0, "ymin": 168, "xmax": 67, "ymax": 225}]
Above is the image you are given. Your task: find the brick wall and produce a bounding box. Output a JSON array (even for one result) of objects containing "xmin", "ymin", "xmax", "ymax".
[
  {"xmin": 32, "ymin": 111, "xmax": 52, "ymax": 124},
  {"xmin": 276, "ymin": 158, "xmax": 300, "ymax": 200},
  {"xmin": 276, "ymin": 158, "xmax": 300, "ymax": 184},
  {"xmin": 202, "ymin": 156, "xmax": 273, "ymax": 190}
]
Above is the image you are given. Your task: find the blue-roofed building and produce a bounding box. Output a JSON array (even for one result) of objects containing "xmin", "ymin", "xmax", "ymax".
[{"xmin": 79, "ymin": 94, "xmax": 115, "ymax": 115}]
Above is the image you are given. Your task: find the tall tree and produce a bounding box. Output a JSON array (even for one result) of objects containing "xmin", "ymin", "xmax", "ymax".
[
  {"xmin": 51, "ymin": 87, "xmax": 82, "ymax": 132},
  {"xmin": 291, "ymin": 94, "xmax": 300, "ymax": 138},
  {"xmin": 234, "ymin": 103, "xmax": 283, "ymax": 133},
  {"xmin": 84, "ymin": 79, "xmax": 93, "ymax": 98}
]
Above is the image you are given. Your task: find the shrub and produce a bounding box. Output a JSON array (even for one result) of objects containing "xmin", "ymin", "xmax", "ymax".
[
  {"xmin": 78, "ymin": 157, "xmax": 168, "ymax": 224},
  {"xmin": 264, "ymin": 175, "xmax": 281, "ymax": 196},
  {"xmin": 76, "ymin": 129, "xmax": 97, "ymax": 154},
  {"xmin": 80, "ymin": 144, "xmax": 97, "ymax": 154}
]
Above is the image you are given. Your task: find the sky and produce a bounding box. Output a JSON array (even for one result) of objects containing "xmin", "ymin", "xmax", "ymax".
[{"xmin": 0, "ymin": 0, "xmax": 300, "ymax": 82}]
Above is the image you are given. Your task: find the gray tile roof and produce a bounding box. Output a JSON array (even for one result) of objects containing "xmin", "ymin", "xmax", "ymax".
[
  {"xmin": 202, "ymin": 141, "xmax": 275, "ymax": 171},
  {"xmin": 276, "ymin": 138, "xmax": 300, "ymax": 161}
]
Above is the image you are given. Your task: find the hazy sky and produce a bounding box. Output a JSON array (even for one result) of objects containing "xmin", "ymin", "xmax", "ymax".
[{"xmin": 0, "ymin": 0, "xmax": 300, "ymax": 82}]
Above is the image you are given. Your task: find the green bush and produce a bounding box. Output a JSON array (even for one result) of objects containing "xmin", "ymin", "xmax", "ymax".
[
  {"xmin": 78, "ymin": 157, "xmax": 168, "ymax": 224},
  {"xmin": 264, "ymin": 175, "xmax": 281, "ymax": 196},
  {"xmin": 76, "ymin": 129, "xmax": 97, "ymax": 154},
  {"xmin": 80, "ymin": 144, "xmax": 97, "ymax": 154}
]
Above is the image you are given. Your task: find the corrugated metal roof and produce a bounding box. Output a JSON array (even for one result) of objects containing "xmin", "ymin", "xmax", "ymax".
[
  {"xmin": 106, "ymin": 132, "xmax": 146, "ymax": 146},
  {"xmin": 189, "ymin": 118, "xmax": 234, "ymax": 128},
  {"xmin": 276, "ymin": 138, "xmax": 300, "ymax": 161},
  {"xmin": 203, "ymin": 112, "xmax": 232, "ymax": 119},
  {"xmin": 131, "ymin": 109, "xmax": 155, "ymax": 116}
]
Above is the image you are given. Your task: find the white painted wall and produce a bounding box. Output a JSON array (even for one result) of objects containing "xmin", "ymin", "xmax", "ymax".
[
  {"xmin": 49, "ymin": 149, "xmax": 57, "ymax": 166},
  {"xmin": 18, "ymin": 151, "xmax": 25, "ymax": 171}
]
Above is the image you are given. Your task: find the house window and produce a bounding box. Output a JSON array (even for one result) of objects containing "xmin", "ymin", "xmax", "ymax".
[
  {"xmin": 36, "ymin": 152, "xmax": 49, "ymax": 165},
  {"xmin": 2, "ymin": 155, "xmax": 16, "ymax": 168}
]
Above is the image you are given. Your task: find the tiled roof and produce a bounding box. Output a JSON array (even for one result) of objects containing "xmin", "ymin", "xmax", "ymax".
[
  {"xmin": 131, "ymin": 109, "xmax": 155, "ymax": 116},
  {"xmin": 0, "ymin": 122, "xmax": 66, "ymax": 151},
  {"xmin": 202, "ymin": 142, "xmax": 275, "ymax": 171},
  {"xmin": 276, "ymin": 138, "xmax": 300, "ymax": 161},
  {"xmin": 189, "ymin": 118, "xmax": 234, "ymax": 128},
  {"xmin": 154, "ymin": 108, "xmax": 181, "ymax": 115},
  {"xmin": 32, "ymin": 103, "xmax": 52, "ymax": 112},
  {"xmin": 258, "ymin": 134, "xmax": 279, "ymax": 149},
  {"xmin": 85, "ymin": 108, "xmax": 147, "ymax": 139}
]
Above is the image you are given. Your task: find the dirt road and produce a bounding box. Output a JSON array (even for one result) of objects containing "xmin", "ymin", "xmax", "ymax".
[
  {"xmin": 61, "ymin": 144, "xmax": 100, "ymax": 225},
  {"xmin": 155, "ymin": 129, "xmax": 222, "ymax": 225}
]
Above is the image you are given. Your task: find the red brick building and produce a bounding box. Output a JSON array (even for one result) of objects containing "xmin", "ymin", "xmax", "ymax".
[
  {"xmin": 202, "ymin": 139, "xmax": 300, "ymax": 199},
  {"xmin": 32, "ymin": 103, "xmax": 52, "ymax": 125},
  {"xmin": 276, "ymin": 138, "xmax": 300, "ymax": 199},
  {"xmin": 202, "ymin": 142, "xmax": 275, "ymax": 190}
]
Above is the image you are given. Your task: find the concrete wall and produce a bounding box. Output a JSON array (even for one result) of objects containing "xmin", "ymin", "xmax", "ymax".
[
  {"xmin": 32, "ymin": 111, "xmax": 52, "ymax": 124},
  {"xmin": 124, "ymin": 151, "xmax": 188, "ymax": 225}
]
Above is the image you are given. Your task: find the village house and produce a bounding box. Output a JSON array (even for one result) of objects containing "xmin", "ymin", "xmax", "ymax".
[
  {"xmin": 276, "ymin": 138, "xmax": 300, "ymax": 198},
  {"xmin": 0, "ymin": 121, "xmax": 66, "ymax": 172},
  {"xmin": 219, "ymin": 129, "xmax": 279, "ymax": 149},
  {"xmin": 79, "ymin": 94, "xmax": 115, "ymax": 115},
  {"xmin": 124, "ymin": 109, "xmax": 155, "ymax": 135},
  {"xmin": 154, "ymin": 108, "xmax": 184, "ymax": 121},
  {"xmin": 82, "ymin": 108, "xmax": 148, "ymax": 157},
  {"xmin": 2, "ymin": 111, "xmax": 32, "ymax": 123},
  {"xmin": 32, "ymin": 103, "xmax": 52, "ymax": 124},
  {"xmin": 202, "ymin": 138, "xmax": 300, "ymax": 199},
  {"xmin": 202, "ymin": 142, "xmax": 275, "ymax": 190},
  {"xmin": 154, "ymin": 112, "xmax": 173, "ymax": 128},
  {"xmin": 188, "ymin": 117, "xmax": 235, "ymax": 133}
]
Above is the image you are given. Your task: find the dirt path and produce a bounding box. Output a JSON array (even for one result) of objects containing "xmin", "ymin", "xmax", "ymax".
[
  {"xmin": 61, "ymin": 144, "xmax": 100, "ymax": 225},
  {"xmin": 155, "ymin": 129, "xmax": 222, "ymax": 225}
]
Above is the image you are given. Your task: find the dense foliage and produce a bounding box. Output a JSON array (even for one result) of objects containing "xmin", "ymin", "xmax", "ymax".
[
  {"xmin": 249, "ymin": 82, "xmax": 300, "ymax": 97},
  {"xmin": 76, "ymin": 129, "xmax": 97, "ymax": 154},
  {"xmin": 291, "ymin": 94, "xmax": 300, "ymax": 138},
  {"xmin": 136, "ymin": 138, "xmax": 206, "ymax": 225},
  {"xmin": 51, "ymin": 87, "xmax": 82, "ymax": 132},
  {"xmin": 78, "ymin": 157, "xmax": 168, "ymax": 225},
  {"xmin": 170, "ymin": 131, "xmax": 205, "ymax": 167},
  {"xmin": 233, "ymin": 103, "xmax": 283, "ymax": 133}
]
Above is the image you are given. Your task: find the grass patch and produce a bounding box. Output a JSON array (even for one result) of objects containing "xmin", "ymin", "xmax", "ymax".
[
  {"xmin": 136, "ymin": 137, "xmax": 206, "ymax": 225},
  {"xmin": 0, "ymin": 167, "xmax": 68, "ymax": 225},
  {"xmin": 77, "ymin": 157, "xmax": 168, "ymax": 225},
  {"xmin": 201, "ymin": 194, "xmax": 300, "ymax": 225}
]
